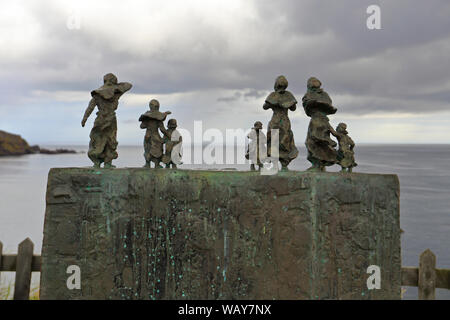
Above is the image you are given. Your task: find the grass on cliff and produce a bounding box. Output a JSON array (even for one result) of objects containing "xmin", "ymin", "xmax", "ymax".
[{"xmin": 0, "ymin": 275, "xmax": 40, "ymax": 300}]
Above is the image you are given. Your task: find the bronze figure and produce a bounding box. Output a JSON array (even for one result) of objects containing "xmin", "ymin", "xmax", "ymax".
[
  {"xmin": 245, "ymin": 121, "xmax": 267, "ymax": 171},
  {"xmin": 139, "ymin": 99, "xmax": 171, "ymax": 168},
  {"xmin": 336, "ymin": 123, "xmax": 357, "ymax": 172},
  {"xmin": 263, "ymin": 76, "xmax": 299, "ymax": 171},
  {"xmin": 302, "ymin": 77, "xmax": 338, "ymax": 172},
  {"xmin": 82, "ymin": 73, "xmax": 132, "ymax": 168},
  {"xmin": 162, "ymin": 119, "xmax": 183, "ymax": 169}
]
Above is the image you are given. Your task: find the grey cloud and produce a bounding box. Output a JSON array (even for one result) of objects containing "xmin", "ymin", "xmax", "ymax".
[
  {"xmin": 244, "ymin": 89, "xmax": 267, "ymax": 100},
  {"xmin": 217, "ymin": 92, "xmax": 242, "ymax": 103},
  {"xmin": 1, "ymin": 0, "xmax": 450, "ymax": 118},
  {"xmin": 217, "ymin": 89, "xmax": 267, "ymax": 103}
]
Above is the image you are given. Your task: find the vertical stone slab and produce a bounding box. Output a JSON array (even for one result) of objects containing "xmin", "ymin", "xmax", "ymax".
[
  {"xmin": 311, "ymin": 173, "xmax": 401, "ymax": 299},
  {"xmin": 40, "ymin": 168, "xmax": 401, "ymax": 300}
]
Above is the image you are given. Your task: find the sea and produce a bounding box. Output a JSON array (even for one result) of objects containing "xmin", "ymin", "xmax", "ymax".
[{"xmin": 0, "ymin": 144, "xmax": 449, "ymax": 300}]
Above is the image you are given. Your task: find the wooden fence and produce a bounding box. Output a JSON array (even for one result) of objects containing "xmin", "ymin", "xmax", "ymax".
[
  {"xmin": 401, "ymin": 249, "xmax": 450, "ymax": 300},
  {"xmin": 1, "ymin": 239, "xmax": 449, "ymax": 300},
  {"xmin": 0, "ymin": 239, "xmax": 41, "ymax": 300}
]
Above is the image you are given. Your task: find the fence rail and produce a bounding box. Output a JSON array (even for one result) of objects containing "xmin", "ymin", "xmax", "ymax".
[{"xmin": 1, "ymin": 239, "xmax": 449, "ymax": 300}]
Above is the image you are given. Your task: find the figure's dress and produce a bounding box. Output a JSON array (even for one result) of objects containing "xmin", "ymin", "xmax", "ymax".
[
  {"xmin": 305, "ymin": 114, "xmax": 337, "ymax": 165},
  {"xmin": 264, "ymin": 91, "xmax": 299, "ymax": 166},
  {"xmin": 302, "ymin": 88, "xmax": 338, "ymax": 167},
  {"xmin": 88, "ymin": 82, "xmax": 131, "ymax": 164}
]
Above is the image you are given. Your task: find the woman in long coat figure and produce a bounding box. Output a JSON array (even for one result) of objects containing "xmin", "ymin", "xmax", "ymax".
[{"xmin": 263, "ymin": 75, "xmax": 299, "ymax": 171}]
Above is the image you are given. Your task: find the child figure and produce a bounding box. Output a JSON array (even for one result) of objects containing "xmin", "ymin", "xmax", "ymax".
[
  {"xmin": 245, "ymin": 121, "xmax": 267, "ymax": 171},
  {"xmin": 162, "ymin": 119, "xmax": 183, "ymax": 169},
  {"xmin": 336, "ymin": 123, "xmax": 357, "ymax": 172}
]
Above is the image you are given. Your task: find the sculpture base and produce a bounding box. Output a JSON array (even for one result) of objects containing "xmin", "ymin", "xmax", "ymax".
[{"xmin": 41, "ymin": 168, "xmax": 401, "ymax": 299}]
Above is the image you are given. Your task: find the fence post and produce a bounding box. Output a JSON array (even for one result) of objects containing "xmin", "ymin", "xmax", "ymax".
[
  {"xmin": 418, "ymin": 249, "xmax": 436, "ymax": 300},
  {"xmin": 13, "ymin": 238, "xmax": 34, "ymax": 300}
]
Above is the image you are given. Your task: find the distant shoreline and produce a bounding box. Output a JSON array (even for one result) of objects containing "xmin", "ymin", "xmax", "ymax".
[{"xmin": 0, "ymin": 130, "xmax": 77, "ymax": 157}]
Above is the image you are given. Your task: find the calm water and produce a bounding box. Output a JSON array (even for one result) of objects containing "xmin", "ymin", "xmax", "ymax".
[{"xmin": 0, "ymin": 144, "xmax": 449, "ymax": 299}]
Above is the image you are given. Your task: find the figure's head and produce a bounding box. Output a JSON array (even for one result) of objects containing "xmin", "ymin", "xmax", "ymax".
[
  {"xmin": 103, "ymin": 73, "xmax": 118, "ymax": 85},
  {"xmin": 274, "ymin": 75, "xmax": 288, "ymax": 92},
  {"xmin": 336, "ymin": 123, "xmax": 348, "ymax": 134},
  {"xmin": 307, "ymin": 77, "xmax": 321, "ymax": 90},
  {"xmin": 253, "ymin": 121, "xmax": 263, "ymax": 130},
  {"xmin": 149, "ymin": 99, "xmax": 160, "ymax": 111},
  {"xmin": 168, "ymin": 119, "xmax": 177, "ymax": 129}
]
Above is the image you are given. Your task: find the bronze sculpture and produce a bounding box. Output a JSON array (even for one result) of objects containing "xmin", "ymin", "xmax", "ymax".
[
  {"xmin": 81, "ymin": 73, "xmax": 132, "ymax": 168},
  {"xmin": 302, "ymin": 77, "xmax": 338, "ymax": 172},
  {"xmin": 336, "ymin": 123, "xmax": 357, "ymax": 172},
  {"xmin": 263, "ymin": 76, "xmax": 299, "ymax": 171},
  {"xmin": 139, "ymin": 99, "xmax": 171, "ymax": 168},
  {"xmin": 245, "ymin": 121, "xmax": 267, "ymax": 171},
  {"xmin": 162, "ymin": 119, "xmax": 183, "ymax": 169}
]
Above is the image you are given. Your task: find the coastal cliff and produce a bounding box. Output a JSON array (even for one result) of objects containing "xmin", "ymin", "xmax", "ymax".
[
  {"xmin": 0, "ymin": 130, "xmax": 76, "ymax": 156},
  {"xmin": 0, "ymin": 130, "xmax": 37, "ymax": 156}
]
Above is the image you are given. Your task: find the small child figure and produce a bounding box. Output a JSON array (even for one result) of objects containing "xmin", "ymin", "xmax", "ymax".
[
  {"xmin": 336, "ymin": 123, "xmax": 357, "ymax": 173},
  {"xmin": 245, "ymin": 121, "xmax": 267, "ymax": 171},
  {"xmin": 162, "ymin": 119, "xmax": 183, "ymax": 169}
]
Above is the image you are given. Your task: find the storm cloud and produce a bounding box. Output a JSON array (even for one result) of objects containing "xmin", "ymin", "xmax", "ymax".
[{"xmin": 0, "ymin": 0, "xmax": 449, "ymax": 144}]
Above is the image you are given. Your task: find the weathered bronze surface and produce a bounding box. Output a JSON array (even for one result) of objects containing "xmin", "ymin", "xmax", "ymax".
[
  {"xmin": 336, "ymin": 123, "xmax": 357, "ymax": 172},
  {"xmin": 41, "ymin": 168, "xmax": 401, "ymax": 300},
  {"xmin": 263, "ymin": 76, "xmax": 299, "ymax": 171},
  {"xmin": 302, "ymin": 77, "xmax": 338, "ymax": 172},
  {"xmin": 245, "ymin": 121, "xmax": 267, "ymax": 171},
  {"xmin": 139, "ymin": 99, "xmax": 171, "ymax": 168},
  {"xmin": 81, "ymin": 73, "xmax": 132, "ymax": 168}
]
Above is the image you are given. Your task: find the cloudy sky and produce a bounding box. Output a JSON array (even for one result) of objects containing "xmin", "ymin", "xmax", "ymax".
[{"xmin": 1, "ymin": 0, "xmax": 450, "ymax": 145}]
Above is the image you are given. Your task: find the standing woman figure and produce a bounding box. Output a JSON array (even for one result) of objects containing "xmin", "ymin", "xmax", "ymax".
[{"xmin": 263, "ymin": 75, "xmax": 299, "ymax": 171}]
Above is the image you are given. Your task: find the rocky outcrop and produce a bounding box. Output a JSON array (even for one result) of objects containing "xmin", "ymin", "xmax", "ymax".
[
  {"xmin": 0, "ymin": 130, "xmax": 76, "ymax": 156},
  {"xmin": 38, "ymin": 148, "xmax": 77, "ymax": 155},
  {"xmin": 41, "ymin": 168, "xmax": 401, "ymax": 300},
  {"xmin": 0, "ymin": 130, "xmax": 35, "ymax": 156}
]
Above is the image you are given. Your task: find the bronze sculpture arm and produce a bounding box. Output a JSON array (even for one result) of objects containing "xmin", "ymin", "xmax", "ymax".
[
  {"xmin": 349, "ymin": 137, "xmax": 355, "ymax": 150},
  {"xmin": 329, "ymin": 126, "xmax": 339, "ymax": 138},
  {"xmin": 82, "ymin": 98, "xmax": 96, "ymax": 127}
]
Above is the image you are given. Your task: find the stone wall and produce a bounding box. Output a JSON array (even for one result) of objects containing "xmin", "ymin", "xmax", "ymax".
[{"xmin": 40, "ymin": 168, "xmax": 401, "ymax": 299}]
